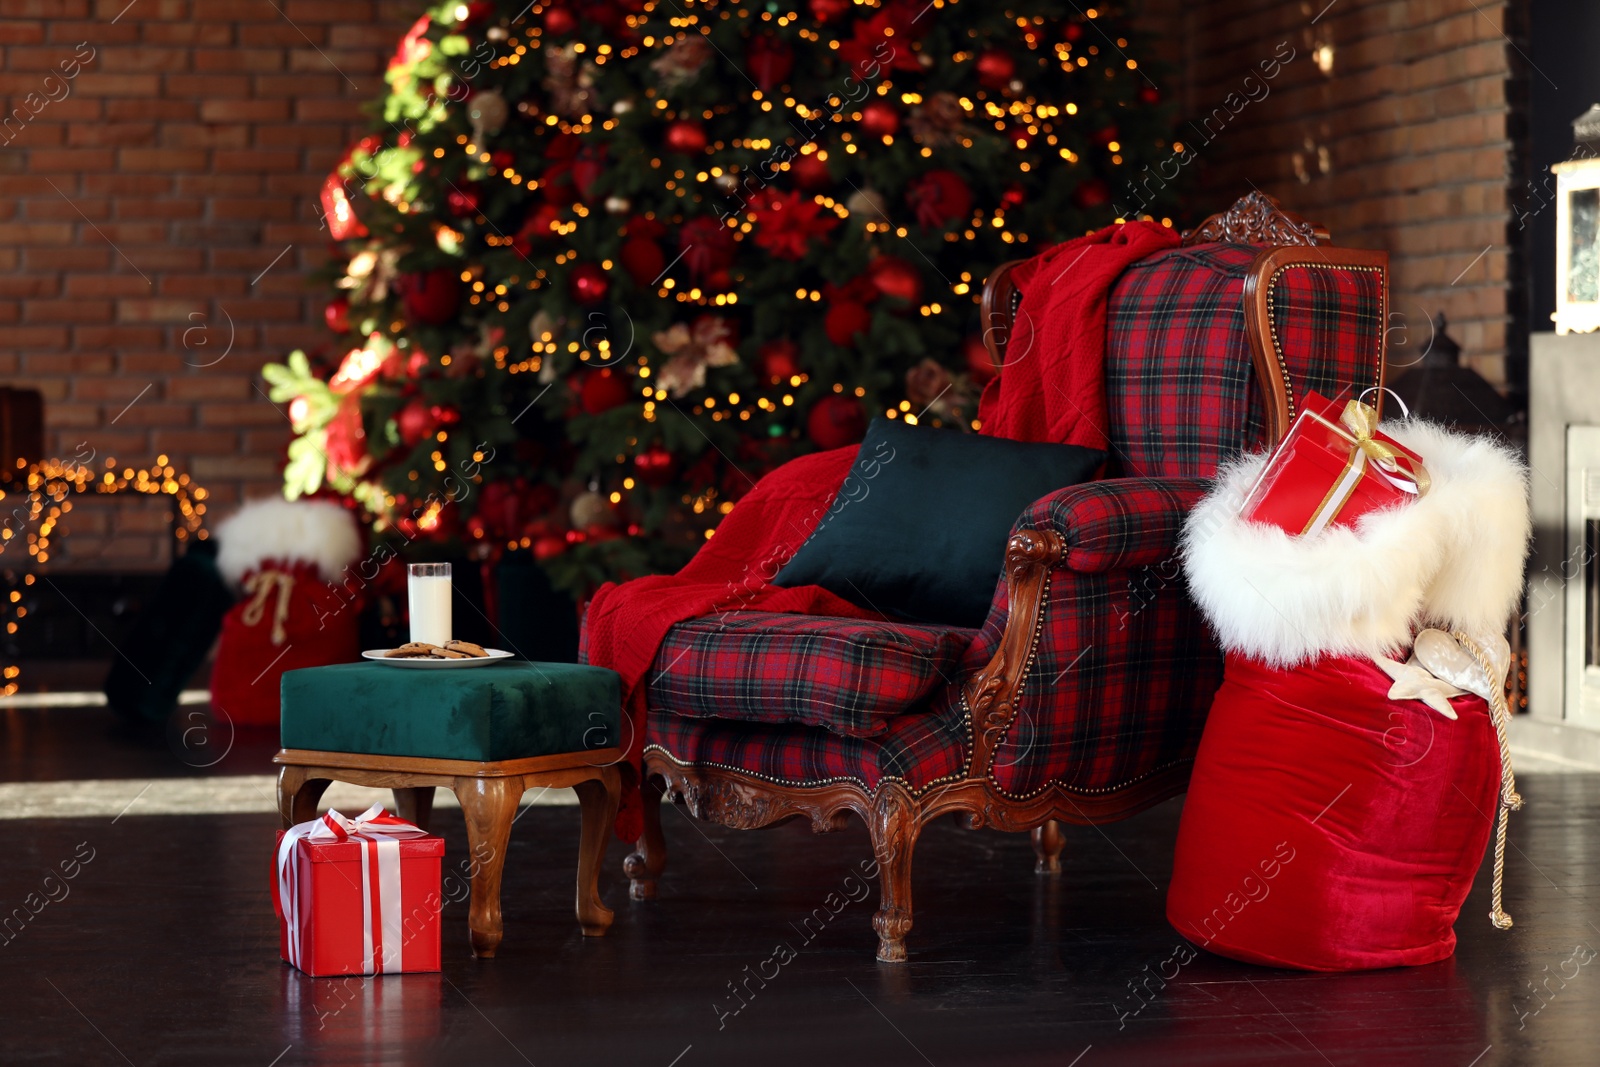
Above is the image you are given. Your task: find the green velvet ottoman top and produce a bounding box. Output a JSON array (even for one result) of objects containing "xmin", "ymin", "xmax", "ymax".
[{"xmin": 279, "ymin": 661, "xmax": 621, "ymax": 762}]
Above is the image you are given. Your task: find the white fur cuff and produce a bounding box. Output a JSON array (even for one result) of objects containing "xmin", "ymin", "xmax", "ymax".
[
  {"xmin": 215, "ymin": 497, "xmax": 364, "ymax": 588},
  {"xmin": 1181, "ymin": 420, "xmax": 1529, "ymax": 667}
]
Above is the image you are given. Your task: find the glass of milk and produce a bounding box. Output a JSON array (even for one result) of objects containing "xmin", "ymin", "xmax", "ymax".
[{"xmin": 407, "ymin": 563, "xmax": 452, "ymax": 646}]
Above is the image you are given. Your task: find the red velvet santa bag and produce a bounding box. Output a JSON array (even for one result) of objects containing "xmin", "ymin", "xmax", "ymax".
[
  {"xmin": 211, "ymin": 500, "xmax": 364, "ymax": 728},
  {"xmin": 211, "ymin": 560, "xmax": 361, "ymax": 727},
  {"xmin": 1168, "ymin": 653, "xmax": 1499, "ymax": 970},
  {"xmin": 1174, "ymin": 415, "xmax": 1530, "ymax": 971}
]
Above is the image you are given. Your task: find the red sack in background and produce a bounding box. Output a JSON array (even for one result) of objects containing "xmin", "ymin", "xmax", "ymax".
[
  {"xmin": 1166, "ymin": 653, "xmax": 1499, "ymax": 970},
  {"xmin": 210, "ymin": 560, "xmax": 361, "ymax": 727},
  {"xmin": 212, "ymin": 498, "xmax": 366, "ymax": 729}
]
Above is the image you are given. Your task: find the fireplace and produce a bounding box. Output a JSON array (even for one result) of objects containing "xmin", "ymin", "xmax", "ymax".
[{"xmin": 1524, "ymin": 337, "xmax": 1600, "ymax": 762}]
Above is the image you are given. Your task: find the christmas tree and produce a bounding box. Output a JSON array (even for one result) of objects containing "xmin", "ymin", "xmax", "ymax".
[{"xmin": 264, "ymin": 0, "xmax": 1178, "ymax": 597}]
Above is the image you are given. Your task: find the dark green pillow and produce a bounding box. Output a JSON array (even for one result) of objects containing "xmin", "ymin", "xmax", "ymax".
[{"xmin": 773, "ymin": 418, "xmax": 1104, "ymax": 628}]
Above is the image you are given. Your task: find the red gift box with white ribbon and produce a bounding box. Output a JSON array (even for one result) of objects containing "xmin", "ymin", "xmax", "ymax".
[
  {"xmin": 1239, "ymin": 391, "xmax": 1430, "ymax": 536},
  {"xmin": 273, "ymin": 803, "xmax": 445, "ymax": 977}
]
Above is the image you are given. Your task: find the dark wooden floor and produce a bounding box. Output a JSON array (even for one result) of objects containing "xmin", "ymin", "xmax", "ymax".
[{"xmin": 1, "ymin": 708, "xmax": 1597, "ymax": 1066}]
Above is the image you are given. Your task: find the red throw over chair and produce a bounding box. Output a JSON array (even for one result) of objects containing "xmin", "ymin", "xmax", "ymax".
[{"xmin": 598, "ymin": 193, "xmax": 1391, "ymax": 961}]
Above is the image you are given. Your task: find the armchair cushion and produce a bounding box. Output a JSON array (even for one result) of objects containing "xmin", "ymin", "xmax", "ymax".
[
  {"xmin": 774, "ymin": 417, "xmax": 1104, "ymax": 627},
  {"xmin": 647, "ymin": 690, "xmax": 969, "ymax": 793},
  {"xmin": 649, "ymin": 611, "xmax": 975, "ymax": 739},
  {"xmin": 1017, "ymin": 477, "xmax": 1213, "ymax": 573}
]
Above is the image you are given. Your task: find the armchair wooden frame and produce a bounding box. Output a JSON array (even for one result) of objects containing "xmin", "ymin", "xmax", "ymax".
[{"xmin": 627, "ymin": 193, "xmax": 1390, "ymax": 963}]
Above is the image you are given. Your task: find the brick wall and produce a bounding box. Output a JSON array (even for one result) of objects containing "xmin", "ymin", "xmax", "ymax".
[
  {"xmin": 0, "ymin": 0, "xmax": 420, "ymax": 570},
  {"xmin": 1133, "ymin": 0, "xmax": 1516, "ymax": 390}
]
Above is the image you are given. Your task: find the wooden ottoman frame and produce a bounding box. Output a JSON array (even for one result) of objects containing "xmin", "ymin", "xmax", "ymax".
[{"xmin": 275, "ymin": 747, "xmax": 623, "ymax": 958}]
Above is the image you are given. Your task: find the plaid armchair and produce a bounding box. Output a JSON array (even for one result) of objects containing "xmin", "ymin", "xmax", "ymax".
[{"xmin": 618, "ymin": 193, "xmax": 1390, "ymax": 962}]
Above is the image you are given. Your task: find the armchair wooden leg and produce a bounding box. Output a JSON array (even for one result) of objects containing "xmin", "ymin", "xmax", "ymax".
[
  {"xmin": 869, "ymin": 782, "xmax": 921, "ymax": 964},
  {"xmin": 455, "ymin": 775, "xmax": 523, "ymax": 959},
  {"xmin": 1032, "ymin": 820, "xmax": 1065, "ymax": 874},
  {"xmin": 393, "ymin": 786, "xmax": 435, "ymax": 832},
  {"xmin": 623, "ymin": 772, "xmax": 667, "ymax": 901},
  {"xmin": 277, "ymin": 765, "xmax": 330, "ymax": 828},
  {"xmin": 572, "ymin": 771, "xmax": 619, "ymax": 936}
]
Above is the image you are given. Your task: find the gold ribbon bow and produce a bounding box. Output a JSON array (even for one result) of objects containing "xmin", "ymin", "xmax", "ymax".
[
  {"xmin": 240, "ymin": 570, "xmax": 296, "ymax": 645},
  {"xmin": 1336, "ymin": 399, "xmax": 1431, "ymax": 497}
]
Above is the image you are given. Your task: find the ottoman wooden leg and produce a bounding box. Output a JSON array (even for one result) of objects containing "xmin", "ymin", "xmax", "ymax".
[
  {"xmin": 624, "ymin": 772, "xmax": 667, "ymax": 901},
  {"xmin": 277, "ymin": 765, "xmax": 331, "ymax": 828},
  {"xmin": 455, "ymin": 775, "xmax": 523, "ymax": 959},
  {"xmin": 393, "ymin": 786, "xmax": 435, "ymax": 831},
  {"xmin": 572, "ymin": 769, "xmax": 619, "ymax": 936}
]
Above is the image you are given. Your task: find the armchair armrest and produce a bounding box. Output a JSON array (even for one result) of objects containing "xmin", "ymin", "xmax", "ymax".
[
  {"xmin": 1016, "ymin": 477, "xmax": 1213, "ymax": 574},
  {"xmin": 964, "ymin": 476, "xmax": 1213, "ymax": 779}
]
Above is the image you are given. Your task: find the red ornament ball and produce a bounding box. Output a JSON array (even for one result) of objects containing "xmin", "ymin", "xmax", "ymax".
[
  {"xmin": 808, "ymin": 0, "xmax": 850, "ymax": 22},
  {"xmin": 396, "ymin": 397, "xmax": 436, "ymax": 448},
  {"xmin": 1072, "ymin": 177, "xmax": 1112, "ymax": 211},
  {"xmin": 806, "ymin": 395, "xmax": 868, "ymax": 450},
  {"xmin": 906, "ymin": 169, "xmax": 974, "ymax": 229},
  {"xmin": 399, "ymin": 268, "xmax": 460, "ymax": 327},
  {"xmin": 633, "ymin": 444, "xmax": 677, "ymax": 487},
  {"xmin": 513, "ymin": 203, "xmax": 563, "ymax": 255},
  {"xmin": 1063, "ymin": 21, "xmax": 1085, "ymax": 42},
  {"xmin": 569, "ymin": 262, "xmax": 611, "ymax": 305},
  {"xmin": 1093, "ymin": 125, "xmax": 1120, "ymax": 148},
  {"xmin": 759, "ymin": 339, "xmax": 800, "ymax": 384},
  {"xmin": 859, "ymin": 101, "xmax": 900, "ymax": 138},
  {"xmin": 532, "ymin": 534, "xmax": 569, "ymax": 560},
  {"xmin": 580, "ymin": 367, "xmax": 631, "ymax": 415},
  {"xmin": 543, "ymin": 6, "xmax": 576, "ymax": 35},
  {"xmin": 790, "ymin": 152, "xmax": 831, "ymax": 191},
  {"xmin": 867, "ymin": 255, "xmax": 923, "ymax": 305},
  {"xmin": 446, "ymin": 182, "xmax": 481, "ymax": 218},
  {"xmin": 324, "ymin": 296, "xmax": 349, "ymax": 334},
  {"xmin": 663, "ymin": 119, "xmax": 708, "ymax": 156},
  {"xmin": 429, "ymin": 403, "xmax": 461, "ymax": 427},
  {"xmin": 824, "ymin": 301, "xmax": 872, "ymax": 347},
  {"xmin": 1139, "ymin": 85, "xmax": 1162, "ymax": 105},
  {"xmin": 975, "ymin": 48, "xmax": 1016, "ymax": 90},
  {"xmin": 619, "ymin": 236, "xmax": 666, "ymax": 287}
]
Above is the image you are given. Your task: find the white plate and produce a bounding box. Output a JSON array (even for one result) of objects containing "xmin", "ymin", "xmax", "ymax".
[{"xmin": 361, "ymin": 648, "xmax": 515, "ymax": 668}]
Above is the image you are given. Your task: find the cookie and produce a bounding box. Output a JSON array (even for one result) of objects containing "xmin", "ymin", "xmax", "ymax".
[
  {"xmin": 385, "ymin": 643, "xmax": 441, "ymax": 658},
  {"xmin": 432, "ymin": 646, "xmax": 472, "ymax": 659},
  {"xmin": 444, "ymin": 639, "xmax": 488, "ymax": 658}
]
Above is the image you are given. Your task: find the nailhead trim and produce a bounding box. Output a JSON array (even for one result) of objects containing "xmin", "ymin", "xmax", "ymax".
[{"xmin": 1266, "ymin": 263, "xmax": 1386, "ymax": 424}]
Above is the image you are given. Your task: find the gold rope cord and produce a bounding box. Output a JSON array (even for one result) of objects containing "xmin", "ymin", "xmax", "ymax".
[
  {"xmin": 240, "ymin": 571, "xmax": 296, "ymax": 646},
  {"xmin": 1453, "ymin": 630, "xmax": 1521, "ymax": 930}
]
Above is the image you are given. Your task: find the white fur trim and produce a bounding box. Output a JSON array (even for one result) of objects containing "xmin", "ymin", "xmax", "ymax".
[
  {"xmin": 214, "ymin": 497, "xmax": 364, "ymax": 587},
  {"xmin": 1181, "ymin": 420, "xmax": 1529, "ymax": 667}
]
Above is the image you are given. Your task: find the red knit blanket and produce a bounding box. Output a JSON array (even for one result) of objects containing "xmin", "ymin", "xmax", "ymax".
[
  {"xmin": 977, "ymin": 220, "xmax": 1180, "ymax": 448},
  {"xmin": 586, "ymin": 222, "xmax": 1173, "ymax": 839}
]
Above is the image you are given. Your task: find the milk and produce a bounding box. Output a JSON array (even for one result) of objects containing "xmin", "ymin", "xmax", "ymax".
[{"xmin": 407, "ymin": 566, "xmax": 452, "ymax": 646}]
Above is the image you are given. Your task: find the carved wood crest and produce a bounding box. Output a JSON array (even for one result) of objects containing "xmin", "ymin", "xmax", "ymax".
[{"xmin": 1182, "ymin": 191, "xmax": 1328, "ymax": 247}]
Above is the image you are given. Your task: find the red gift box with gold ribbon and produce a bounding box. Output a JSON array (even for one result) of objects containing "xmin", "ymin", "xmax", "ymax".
[
  {"xmin": 273, "ymin": 804, "xmax": 445, "ymax": 977},
  {"xmin": 1239, "ymin": 392, "xmax": 1430, "ymax": 536}
]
